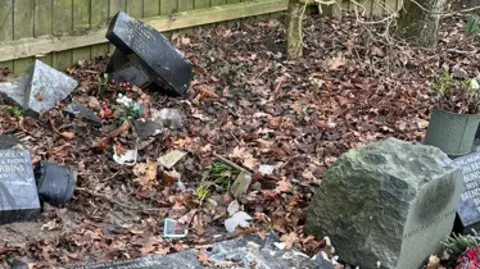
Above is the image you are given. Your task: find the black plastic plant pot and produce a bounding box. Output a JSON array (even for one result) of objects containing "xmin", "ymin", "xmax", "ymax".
[{"xmin": 424, "ymin": 108, "xmax": 480, "ymax": 156}]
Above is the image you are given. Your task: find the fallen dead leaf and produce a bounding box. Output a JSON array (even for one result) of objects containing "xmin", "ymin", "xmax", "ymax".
[
  {"xmin": 197, "ymin": 250, "xmax": 211, "ymax": 266},
  {"xmin": 326, "ymin": 52, "xmax": 346, "ymax": 70},
  {"xmin": 280, "ymin": 232, "xmax": 299, "ymax": 250},
  {"xmin": 274, "ymin": 179, "xmax": 292, "ymax": 194}
]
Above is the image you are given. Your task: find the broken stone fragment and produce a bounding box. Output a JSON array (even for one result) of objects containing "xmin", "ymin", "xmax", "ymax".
[
  {"xmin": 0, "ymin": 60, "xmax": 78, "ymax": 116},
  {"xmin": 64, "ymin": 103, "xmax": 102, "ymax": 128},
  {"xmin": 311, "ymin": 251, "xmax": 334, "ymax": 269},
  {"xmin": 34, "ymin": 161, "xmax": 77, "ymax": 206},
  {"xmin": 152, "ymin": 108, "xmax": 184, "ymax": 130},
  {"xmin": 224, "ymin": 211, "xmax": 252, "ymax": 233},
  {"xmin": 0, "ymin": 134, "xmax": 20, "ymax": 150},
  {"xmin": 158, "ymin": 150, "xmax": 187, "ymax": 169},
  {"xmin": 230, "ymin": 171, "xmax": 252, "ymax": 199},
  {"xmin": 133, "ymin": 118, "xmax": 164, "ymax": 140}
]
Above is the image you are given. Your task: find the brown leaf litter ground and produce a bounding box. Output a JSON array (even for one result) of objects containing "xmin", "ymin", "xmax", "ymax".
[{"xmin": 0, "ymin": 12, "xmax": 479, "ymax": 268}]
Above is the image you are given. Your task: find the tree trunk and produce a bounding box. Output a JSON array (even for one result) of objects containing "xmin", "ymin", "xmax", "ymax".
[
  {"xmin": 396, "ymin": 0, "xmax": 447, "ymax": 47},
  {"xmin": 286, "ymin": 0, "xmax": 304, "ymax": 59}
]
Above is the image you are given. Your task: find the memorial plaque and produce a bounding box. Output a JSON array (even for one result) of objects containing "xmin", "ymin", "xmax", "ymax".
[
  {"xmin": 453, "ymin": 150, "xmax": 480, "ymax": 233},
  {"xmin": 106, "ymin": 11, "xmax": 193, "ymax": 96},
  {"xmin": 0, "ymin": 148, "xmax": 41, "ymax": 224}
]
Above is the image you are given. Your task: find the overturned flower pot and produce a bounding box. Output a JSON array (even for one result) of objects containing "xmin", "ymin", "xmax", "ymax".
[{"xmin": 424, "ymin": 108, "xmax": 480, "ymax": 156}]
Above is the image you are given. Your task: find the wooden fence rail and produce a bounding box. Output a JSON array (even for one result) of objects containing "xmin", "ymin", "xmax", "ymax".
[{"xmin": 0, "ymin": 0, "xmax": 401, "ymax": 74}]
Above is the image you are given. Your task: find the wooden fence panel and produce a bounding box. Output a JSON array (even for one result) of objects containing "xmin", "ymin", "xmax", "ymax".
[
  {"xmin": 178, "ymin": 0, "xmax": 194, "ymax": 11},
  {"xmin": 211, "ymin": 0, "xmax": 227, "ymax": 6},
  {"xmin": 196, "ymin": 0, "xmax": 210, "ymax": 9},
  {"xmin": 91, "ymin": 0, "xmax": 110, "ymax": 58},
  {"xmin": 108, "ymin": 0, "xmax": 128, "ymax": 53},
  {"xmin": 0, "ymin": 0, "xmax": 13, "ymax": 69},
  {"xmin": 52, "ymin": 0, "xmax": 73, "ymax": 71},
  {"xmin": 72, "ymin": 0, "xmax": 92, "ymax": 64},
  {"xmin": 3, "ymin": 0, "xmax": 402, "ymax": 73},
  {"xmin": 144, "ymin": 0, "xmax": 161, "ymax": 17},
  {"xmin": 35, "ymin": 0, "xmax": 53, "ymax": 66}
]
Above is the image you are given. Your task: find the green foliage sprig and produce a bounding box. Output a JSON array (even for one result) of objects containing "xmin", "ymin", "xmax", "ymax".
[{"xmin": 430, "ymin": 69, "xmax": 480, "ymax": 114}]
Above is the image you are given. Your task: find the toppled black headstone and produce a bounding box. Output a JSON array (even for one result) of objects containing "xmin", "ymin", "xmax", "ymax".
[
  {"xmin": 452, "ymin": 149, "xmax": 480, "ymax": 233},
  {"xmin": 64, "ymin": 103, "xmax": 102, "ymax": 128},
  {"xmin": 62, "ymin": 232, "xmax": 319, "ymax": 269},
  {"xmin": 305, "ymin": 138, "xmax": 463, "ymax": 269},
  {"xmin": 0, "ymin": 148, "xmax": 41, "ymax": 224},
  {"xmin": 0, "ymin": 60, "xmax": 78, "ymax": 116},
  {"xmin": 34, "ymin": 161, "xmax": 77, "ymax": 206},
  {"xmin": 106, "ymin": 11, "xmax": 192, "ymax": 96},
  {"xmin": 0, "ymin": 134, "xmax": 20, "ymax": 150},
  {"xmin": 107, "ymin": 49, "xmax": 152, "ymax": 88}
]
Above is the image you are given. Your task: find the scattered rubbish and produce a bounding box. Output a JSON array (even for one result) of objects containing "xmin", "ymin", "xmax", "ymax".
[
  {"xmin": 274, "ymin": 242, "xmax": 286, "ymax": 250},
  {"xmin": 227, "ymin": 200, "xmax": 241, "ymax": 217},
  {"xmin": 132, "ymin": 118, "xmax": 163, "ymax": 140},
  {"xmin": 0, "ymin": 134, "xmax": 20, "ymax": 150},
  {"xmin": 472, "ymin": 76, "xmax": 480, "ymax": 90},
  {"xmin": 163, "ymin": 218, "xmax": 188, "ymax": 238},
  {"xmin": 0, "ymin": 60, "xmax": 78, "ymax": 116},
  {"xmin": 230, "ymin": 171, "xmax": 252, "ymax": 199},
  {"xmin": 158, "ymin": 150, "xmax": 188, "ymax": 169},
  {"xmin": 106, "ymin": 11, "xmax": 192, "ymax": 96},
  {"xmin": 154, "ymin": 108, "xmax": 184, "ymax": 130},
  {"xmin": 258, "ymin": 164, "xmax": 280, "ymax": 176},
  {"xmin": 64, "ymin": 103, "xmax": 102, "ymax": 128},
  {"xmin": 113, "ymin": 148, "xmax": 138, "ymax": 166},
  {"xmin": 11, "ymin": 259, "xmax": 29, "ymax": 269},
  {"xmin": 34, "ymin": 161, "xmax": 77, "ymax": 206},
  {"xmin": 224, "ymin": 211, "xmax": 252, "ymax": 233}
]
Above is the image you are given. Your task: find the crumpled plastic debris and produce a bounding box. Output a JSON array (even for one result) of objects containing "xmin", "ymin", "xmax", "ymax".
[
  {"xmin": 113, "ymin": 148, "xmax": 138, "ymax": 166},
  {"xmin": 163, "ymin": 218, "xmax": 188, "ymax": 238},
  {"xmin": 258, "ymin": 164, "xmax": 281, "ymax": 176},
  {"xmin": 227, "ymin": 200, "xmax": 241, "ymax": 217},
  {"xmin": 224, "ymin": 211, "xmax": 252, "ymax": 233},
  {"xmin": 152, "ymin": 108, "xmax": 184, "ymax": 130}
]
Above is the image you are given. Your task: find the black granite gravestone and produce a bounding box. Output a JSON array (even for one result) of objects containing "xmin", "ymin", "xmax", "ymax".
[
  {"xmin": 106, "ymin": 11, "xmax": 192, "ymax": 96},
  {"xmin": 0, "ymin": 148, "xmax": 41, "ymax": 224},
  {"xmin": 453, "ymin": 149, "xmax": 480, "ymax": 233},
  {"xmin": 107, "ymin": 49, "xmax": 152, "ymax": 88}
]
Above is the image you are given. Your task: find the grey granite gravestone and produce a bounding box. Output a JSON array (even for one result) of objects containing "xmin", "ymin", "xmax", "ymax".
[
  {"xmin": 452, "ymin": 149, "xmax": 480, "ymax": 233},
  {"xmin": 106, "ymin": 11, "xmax": 192, "ymax": 96},
  {"xmin": 62, "ymin": 232, "xmax": 321, "ymax": 269},
  {"xmin": 0, "ymin": 148, "xmax": 41, "ymax": 224},
  {"xmin": 305, "ymin": 138, "xmax": 463, "ymax": 269},
  {"xmin": 0, "ymin": 60, "xmax": 78, "ymax": 116}
]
